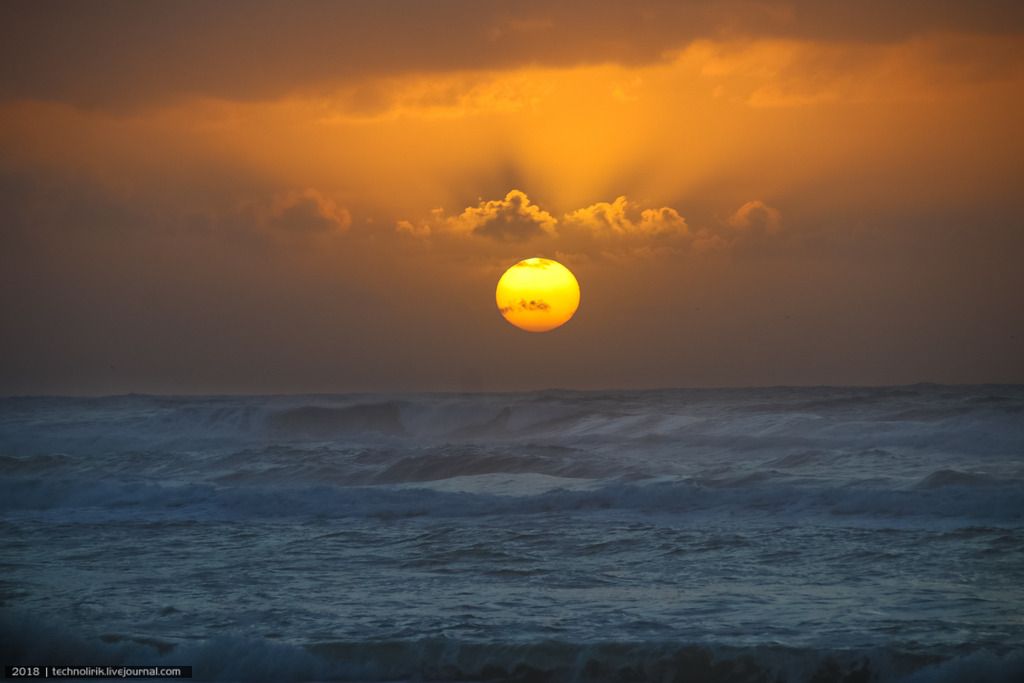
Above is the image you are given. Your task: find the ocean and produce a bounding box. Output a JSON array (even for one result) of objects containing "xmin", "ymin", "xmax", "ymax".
[{"xmin": 1, "ymin": 385, "xmax": 1022, "ymax": 682}]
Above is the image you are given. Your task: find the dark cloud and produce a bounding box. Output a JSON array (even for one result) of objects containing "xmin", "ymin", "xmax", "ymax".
[
  {"xmin": 524, "ymin": 300, "xmax": 550, "ymax": 311},
  {"xmin": 500, "ymin": 299, "xmax": 551, "ymax": 315},
  {"xmin": 514, "ymin": 259, "xmax": 556, "ymax": 269},
  {"xmin": 2, "ymin": 1, "xmax": 1021, "ymax": 107},
  {"xmin": 726, "ymin": 200, "xmax": 782, "ymax": 235},
  {"xmin": 272, "ymin": 204, "xmax": 330, "ymax": 233},
  {"xmin": 268, "ymin": 190, "xmax": 351, "ymax": 234},
  {"xmin": 450, "ymin": 190, "xmax": 557, "ymax": 243}
]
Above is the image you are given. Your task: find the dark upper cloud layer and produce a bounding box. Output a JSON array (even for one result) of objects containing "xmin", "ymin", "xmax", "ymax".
[{"xmin": 2, "ymin": 0, "xmax": 1022, "ymax": 107}]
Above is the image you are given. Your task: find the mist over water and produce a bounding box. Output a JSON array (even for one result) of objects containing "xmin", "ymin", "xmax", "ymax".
[{"xmin": 2, "ymin": 385, "xmax": 1023, "ymax": 681}]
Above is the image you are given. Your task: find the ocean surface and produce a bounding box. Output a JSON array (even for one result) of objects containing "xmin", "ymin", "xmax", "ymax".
[{"xmin": 1, "ymin": 386, "xmax": 1023, "ymax": 682}]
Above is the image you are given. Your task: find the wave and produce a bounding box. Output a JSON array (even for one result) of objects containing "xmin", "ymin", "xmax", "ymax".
[
  {"xmin": 2, "ymin": 611, "xmax": 1021, "ymax": 682},
  {"xmin": 2, "ymin": 388, "xmax": 1022, "ymax": 523},
  {"xmin": 3, "ymin": 386, "xmax": 1022, "ymax": 458},
  {"xmin": 3, "ymin": 472, "xmax": 1021, "ymax": 522},
  {"xmin": 267, "ymin": 402, "xmax": 407, "ymax": 438},
  {"xmin": 914, "ymin": 469, "xmax": 1006, "ymax": 489}
]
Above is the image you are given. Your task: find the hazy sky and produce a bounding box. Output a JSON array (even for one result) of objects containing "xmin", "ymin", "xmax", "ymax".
[{"xmin": 2, "ymin": 0, "xmax": 1022, "ymax": 393}]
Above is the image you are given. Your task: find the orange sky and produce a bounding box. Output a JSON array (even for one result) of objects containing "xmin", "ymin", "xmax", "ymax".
[{"xmin": 1, "ymin": 1, "xmax": 1022, "ymax": 393}]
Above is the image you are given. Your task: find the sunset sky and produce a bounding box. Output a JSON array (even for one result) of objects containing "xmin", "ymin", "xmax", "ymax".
[{"xmin": 2, "ymin": 1, "xmax": 1022, "ymax": 393}]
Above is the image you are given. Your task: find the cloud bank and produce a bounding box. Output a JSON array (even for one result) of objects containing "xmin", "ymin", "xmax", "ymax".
[{"xmin": 396, "ymin": 190, "xmax": 780, "ymax": 257}]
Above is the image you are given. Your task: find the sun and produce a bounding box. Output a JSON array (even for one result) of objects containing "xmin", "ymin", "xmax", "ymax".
[{"xmin": 496, "ymin": 258, "xmax": 580, "ymax": 333}]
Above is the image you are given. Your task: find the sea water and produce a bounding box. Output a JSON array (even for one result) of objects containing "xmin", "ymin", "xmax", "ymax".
[{"xmin": 1, "ymin": 386, "xmax": 1022, "ymax": 681}]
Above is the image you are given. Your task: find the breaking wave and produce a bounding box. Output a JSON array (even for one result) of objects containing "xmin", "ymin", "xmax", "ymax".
[
  {"xmin": 2, "ymin": 471, "xmax": 1022, "ymax": 522},
  {"xmin": 2, "ymin": 384, "xmax": 1022, "ymax": 456},
  {"xmin": 2, "ymin": 386, "xmax": 1022, "ymax": 523}
]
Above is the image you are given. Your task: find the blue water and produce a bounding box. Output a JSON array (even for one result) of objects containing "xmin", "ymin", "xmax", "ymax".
[{"xmin": 1, "ymin": 386, "xmax": 1023, "ymax": 681}]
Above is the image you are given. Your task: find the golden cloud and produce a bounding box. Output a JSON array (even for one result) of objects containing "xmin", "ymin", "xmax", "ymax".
[
  {"xmin": 727, "ymin": 200, "xmax": 782, "ymax": 235},
  {"xmin": 399, "ymin": 190, "xmax": 558, "ymax": 243},
  {"xmin": 395, "ymin": 191, "xmax": 787, "ymax": 258},
  {"xmin": 395, "ymin": 190, "xmax": 726, "ymax": 258},
  {"xmin": 563, "ymin": 196, "xmax": 688, "ymax": 237},
  {"xmin": 454, "ymin": 190, "xmax": 558, "ymax": 241}
]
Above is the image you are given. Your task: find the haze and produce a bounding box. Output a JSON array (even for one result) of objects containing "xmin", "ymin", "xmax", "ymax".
[{"xmin": 1, "ymin": 0, "xmax": 1022, "ymax": 394}]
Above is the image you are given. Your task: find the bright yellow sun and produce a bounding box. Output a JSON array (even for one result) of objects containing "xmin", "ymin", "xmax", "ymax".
[{"xmin": 496, "ymin": 257, "xmax": 580, "ymax": 333}]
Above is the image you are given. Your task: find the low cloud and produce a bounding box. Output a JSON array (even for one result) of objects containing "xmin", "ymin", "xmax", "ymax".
[
  {"xmin": 564, "ymin": 196, "xmax": 688, "ymax": 237},
  {"xmin": 396, "ymin": 190, "xmax": 556, "ymax": 242},
  {"xmin": 450, "ymin": 190, "xmax": 558, "ymax": 242},
  {"xmin": 269, "ymin": 189, "xmax": 351, "ymax": 234},
  {"xmin": 396, "ymin": 190, "xmax": 782, "ymax": 258},
  {"xmin": 395, "ymin": 208, "xmax": 447, "ymax": 238},
  {"xmin": 727, "ymin": 200, "xmax": 782, "ymax": 235}
]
